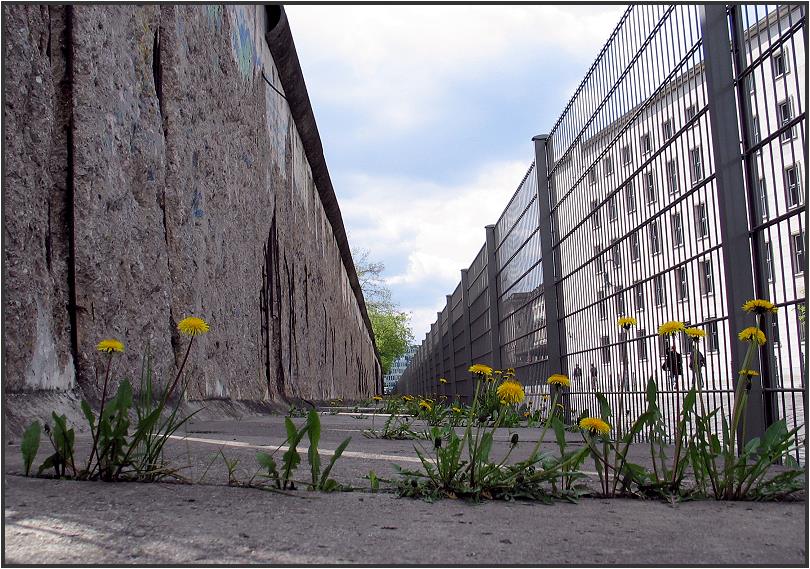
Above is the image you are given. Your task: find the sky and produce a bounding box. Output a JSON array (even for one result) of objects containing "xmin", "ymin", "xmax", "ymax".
[{"xmin": 286, "ymin": 4, "xmax": 627, "ymax": 340}]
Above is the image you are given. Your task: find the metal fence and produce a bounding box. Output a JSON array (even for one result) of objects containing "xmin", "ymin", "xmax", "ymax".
[{"xmin": 395, "ymin": 4, "xmax": 806, "ymax": 462}]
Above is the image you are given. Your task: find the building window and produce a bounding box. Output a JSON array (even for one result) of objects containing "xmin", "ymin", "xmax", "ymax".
[
  {"xmin": 621, "ymin": 145, "xmax": 632, "ymax": 165},
  {"xmin": 772, "ymin": 49, "xmax": 788, "ymax": 78},
  {"xmin": 666, "ymin": 159, "xmax": 679, "ymax": 194},
  {"xmin": 641, "ymin": 133, "xmax": 651, "ymax": 154},
  {"xmin": 654, "ymin": 275, "xmax": 666, "ymax": 307},
  {"xmin": 634, "ymin": 283, "xmax": 645, "ymax": 311},
  {"xmin": 598, "ymin": 290, "xmax": 607, "ymax": 320},
  {"xmin": 685, "ymin": 104, "xmax": 697, "ymax": 123},
  {"xmin": 765, "ymin": 241, "xmax": 774, "ymax": 282},
  {"xmin": 611, "ymin": 239, "xmax": 621, "ymax": 267},
  {"xmin": 671, "ymin": 212, "xmax": 684, "ymax": 247},
  {"xmin": 700, "ymin": 259, "xmax": 714, "ymax": 295},
  {"xmin": 695, "ymin": 203, "xmax": 709, "ymax": 239},
  {"xmin": 690, "ymin": 147, "xmax": 704, "ymax": 184},
  {"xmin": 706, "ymin": 321, "xmax": 719, "ymax": 352},
  {"xmin": 595, "ymin": 244, "xmax": 604, "ymax": 274},
  {"xmin": 637, "ymin": 329, "xmax": 648, "ymax": 360},
  {"xmin": 601, "ymin": 335, "xmax": 611, "ymax": 364},
  {"xmin": 662, "ymin": 118, "xmax": 674, "ymax": 140},
  {"xmin": 645, "ymin": 171, "xmax": 657, "ymax": 204},
  {"xmin": 778, "ymin": 99, "xmax": 795, "ymax": 142},
  {"xmin": 604, "ymin": 155, "xmax": 614, "ymax": 176},
  {"xmin": 791, "ymin": 232, "xmax": 805, "ymax": 275},
  {"xmin": 752, "ymin": 115, "xmax": 761, "ymax": 145},
  {"xmin": 676, "ymin": 267, "xmax": 688, "ymax": 301},
  {"xmin": 591, "ymin": 200, "xmax": 600, "ymax": 228},
  {"xmin": 771, "ymin": 317, "xmax": 780, "ymax": 345},
  {"xmin": 608, "ymin": 194, "xmax": 618, "ymax": 221},
  {"xmin": 588, "ymin": 168, "xmax": 597, "ymax": 185},
  {"xmin": 615, "ymin": 287, "xmax": 626, "ymax": 314},
  {"xmin": 625, "ymin": 181, "xmax": 636, "ymax": 212},
  {"xmin": 784, "ymin": 165, "xmax": 802, "ymax": 208},
  {"xmin": 649, "ymin": 220, "xmax": 661, "ymax": 255},
  {"xmin": 758, "ymin": 178, "xmax": 769, "ymax": 220},
  {"xmin": 630, "ymin": 231, "xmax": 641, "ymax": 261}
]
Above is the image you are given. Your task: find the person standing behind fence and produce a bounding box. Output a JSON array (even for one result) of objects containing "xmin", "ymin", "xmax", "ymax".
[
  {"xmin": 589, "ymin": 363, "xmax": 598, "ymax": 391},
  {"xmin": 662, "ymin": 345, "xmax": 683, "ymax": 389},
  {"xmin": 573, "ymin": 363, "xmax": 583, "ymax": 385},
  {"xmin": 689, "ymin": 348, "xmax": 706, "ymax": 387}
]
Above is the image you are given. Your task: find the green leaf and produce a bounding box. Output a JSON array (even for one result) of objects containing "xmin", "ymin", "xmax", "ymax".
[
  {"xmin": 307, "ymin": 410, "xmax": 322, "ymax": 487},
  {"xmin": 21, "ymin": 422, "xmax": 41, "ymax": 476},
  {"xmin": 552, "ymin": 417, "xmax": 566, "ymax": 453},
  {"xmin": 320, "ymin": 437, "xmax": 351, "ymax": 489},
  {"xmin": 477, "ymin": 431, "xmax": 493, "ymax": 466},
  {"xmin": 80, "ymin": 400, "xmax": 96, "ymax": 431},
  {"xmin": 369, "ymin": 470, "xmax": 379, "ymax": 492},
  {"xmin": 595, "ymin": 392, "xmax": 612, "ymax": 419}
]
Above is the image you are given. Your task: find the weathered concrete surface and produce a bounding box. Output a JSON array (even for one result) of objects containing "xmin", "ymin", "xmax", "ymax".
[
  {"xmin": 2, "ymin": 6, "xmax": 75, "ymax": 393},
  {"xmin": 3, "ymin": 413, "xmax": 807, "ymax": 565},
  {"xmin": 3, "ymin": 5, "xmax": 380, "ymax": 426}
]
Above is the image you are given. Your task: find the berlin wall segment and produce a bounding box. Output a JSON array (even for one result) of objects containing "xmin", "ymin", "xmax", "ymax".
[{"xmin": 2, "ymin": 5, "xmax": 380, "ymax": 430}]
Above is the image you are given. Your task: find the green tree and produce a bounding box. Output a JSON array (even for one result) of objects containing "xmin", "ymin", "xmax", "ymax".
[{"xmin": 353, "ymin": 248, "xmax": 413, "ymax": 375}]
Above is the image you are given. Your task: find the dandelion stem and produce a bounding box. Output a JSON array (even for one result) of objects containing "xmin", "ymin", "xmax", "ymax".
[{"xmin": 86, "ymin": 353, "xmax": 113, "ymax": 477}]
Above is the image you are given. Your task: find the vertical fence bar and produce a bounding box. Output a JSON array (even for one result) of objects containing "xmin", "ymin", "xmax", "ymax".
[
  {"xmin": 460, "ymin": 268, "xmax": 473, "ymax": 402},
  {"xmin": 447, "ymin": 294, "xmax": 457, "ymax": 389},
  {"xmin": 700, "ymin": 3, "xmax": 765, "ymax": 443},
  {"xmin": 485, "ymin": 225, "xmax": 503, "ymax": 370},
  {"xmin": 534, "ymin": 134, "xmax": 570, "ymax": 420},
  {"xmin": 727, "ymin": 3, "xmax": 781, "ymax": 435}
]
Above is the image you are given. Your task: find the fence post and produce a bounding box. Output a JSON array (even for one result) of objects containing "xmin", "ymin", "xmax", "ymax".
[
  {"xmin": 460, "ymin": 268, "xmax": 474, "ymax": 402},
  {"xmin": 437, "ymin": 311, "xmax": 445, "ymax": 397},
  {"xmin": 447, "ymin": 294, "xmax": 456, "ymax": 395},
  {"xmin": 533, "ymin": 134, "xmax": 570, "ymax": 422},
  {"xmin": 485, "ymin": 225, "xmax": 503, "ymax": 370},
  {"xmin": 701, "ymin": 4, "xmax": 766, "ymax": 444}
]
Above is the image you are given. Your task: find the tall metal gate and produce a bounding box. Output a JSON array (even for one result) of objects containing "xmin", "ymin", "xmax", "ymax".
[{"xmin": 396, "ymin": 4, "xmax": 806, "ymax": 461}]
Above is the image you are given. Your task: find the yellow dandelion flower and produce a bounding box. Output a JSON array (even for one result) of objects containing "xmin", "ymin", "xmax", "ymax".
[
  {"xmin": 496, "ymin": 379, "xmax": 525, "ymax": 405},
  {"xmin": 523, "ymin": 411, "xmax": 531, "ymax": 417},
  {"xmin": 738, "ymin": 326, "xmax": 766, "ymax": 345},
  {"xmin": 439, "ymin": 378, "xmax": 448, "ymax": 384},
  {"xmin": 403, "ymin": 395, "xmax": 414, "ymax": 402},
  {"xmin": 658, "ymin": 321, "xmax": 686, "ymax": 336},
  {"xmin": 451, "ymin": 406, "xmax": 462, "ymax": 413},
  {"xmin": 418, "ymin": 400, "xmax": 432, "ymax": 412},
  {"xmin": 739, "ymin": 369, "xmax": 760, "ymax": 377},
  {"xmin": 742, "ymin": 299, "xmax": 778, "ymax": 315},
  {"xmin": 547, "ymin": 374, "xmax": 571, "ymax": 388},
  {"xmin": 543, "ymin": 395, "xmax": 550, "ymax": 401},
  {"xmin": 96, "ymin": 339, "xmax": 124, "ymax": 353},
  {"xmin": 372, "ymin": 395, "xmax": 383, "ymax": 401},
  {"xmin": 617, "ymin": 316, "xmax": 637, "ymax": 329},
  {"xmin": 579, "ymin": 417, "xmax": 611, "ymax": 436},
  {"xmin": 684, "ymin": 327, "xmax": 706, "ymax": 339},
  {"xmin": 177, "ymin": 316, "xmax": 210, "ymax": 337},
  {"xmin": 468, "ymin": 363, "xmax": 493, "ymax": 376}
]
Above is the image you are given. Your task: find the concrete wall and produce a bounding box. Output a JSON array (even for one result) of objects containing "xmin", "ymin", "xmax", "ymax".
[{"xmin": 3, "ymin": 5, "xmax": 381, "ymax": 408}]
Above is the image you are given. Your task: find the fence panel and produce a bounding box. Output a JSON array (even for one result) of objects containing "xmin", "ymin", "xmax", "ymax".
[{"xmin": 395, "ymin": 5, "xmax": 805, "ymax": 463}]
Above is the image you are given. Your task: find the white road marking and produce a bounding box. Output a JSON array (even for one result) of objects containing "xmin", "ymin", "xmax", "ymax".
[
  {"xmin": 169, "ymin": 434, "xmax": 600, "ymax": 475},
  {"xmin": 168, "ymin": 435, "xmax": 425, "ymax": 464}
]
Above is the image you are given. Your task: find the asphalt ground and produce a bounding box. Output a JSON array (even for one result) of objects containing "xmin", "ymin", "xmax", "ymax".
[{"xmin": 3, "ymin": 412, "xmax": 807, "ymax": 565}]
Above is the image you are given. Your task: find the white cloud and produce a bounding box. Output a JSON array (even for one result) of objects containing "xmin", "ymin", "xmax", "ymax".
[
  {"xmin": 287, "ymin": 5, "xmax": 627, "ymax": 137},
  {"xmin": 341, "ymin": 159, "xmax": 532, "ymax": 336}
]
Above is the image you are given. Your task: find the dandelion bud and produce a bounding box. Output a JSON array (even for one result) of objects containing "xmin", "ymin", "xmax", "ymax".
[
  {"xmin": 510, "ymin": 433, "xmax": 519, "ymax": 446},
  {"xmin": 434, "ymin": 437, "xmax": 442, "ymax": 449}
]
